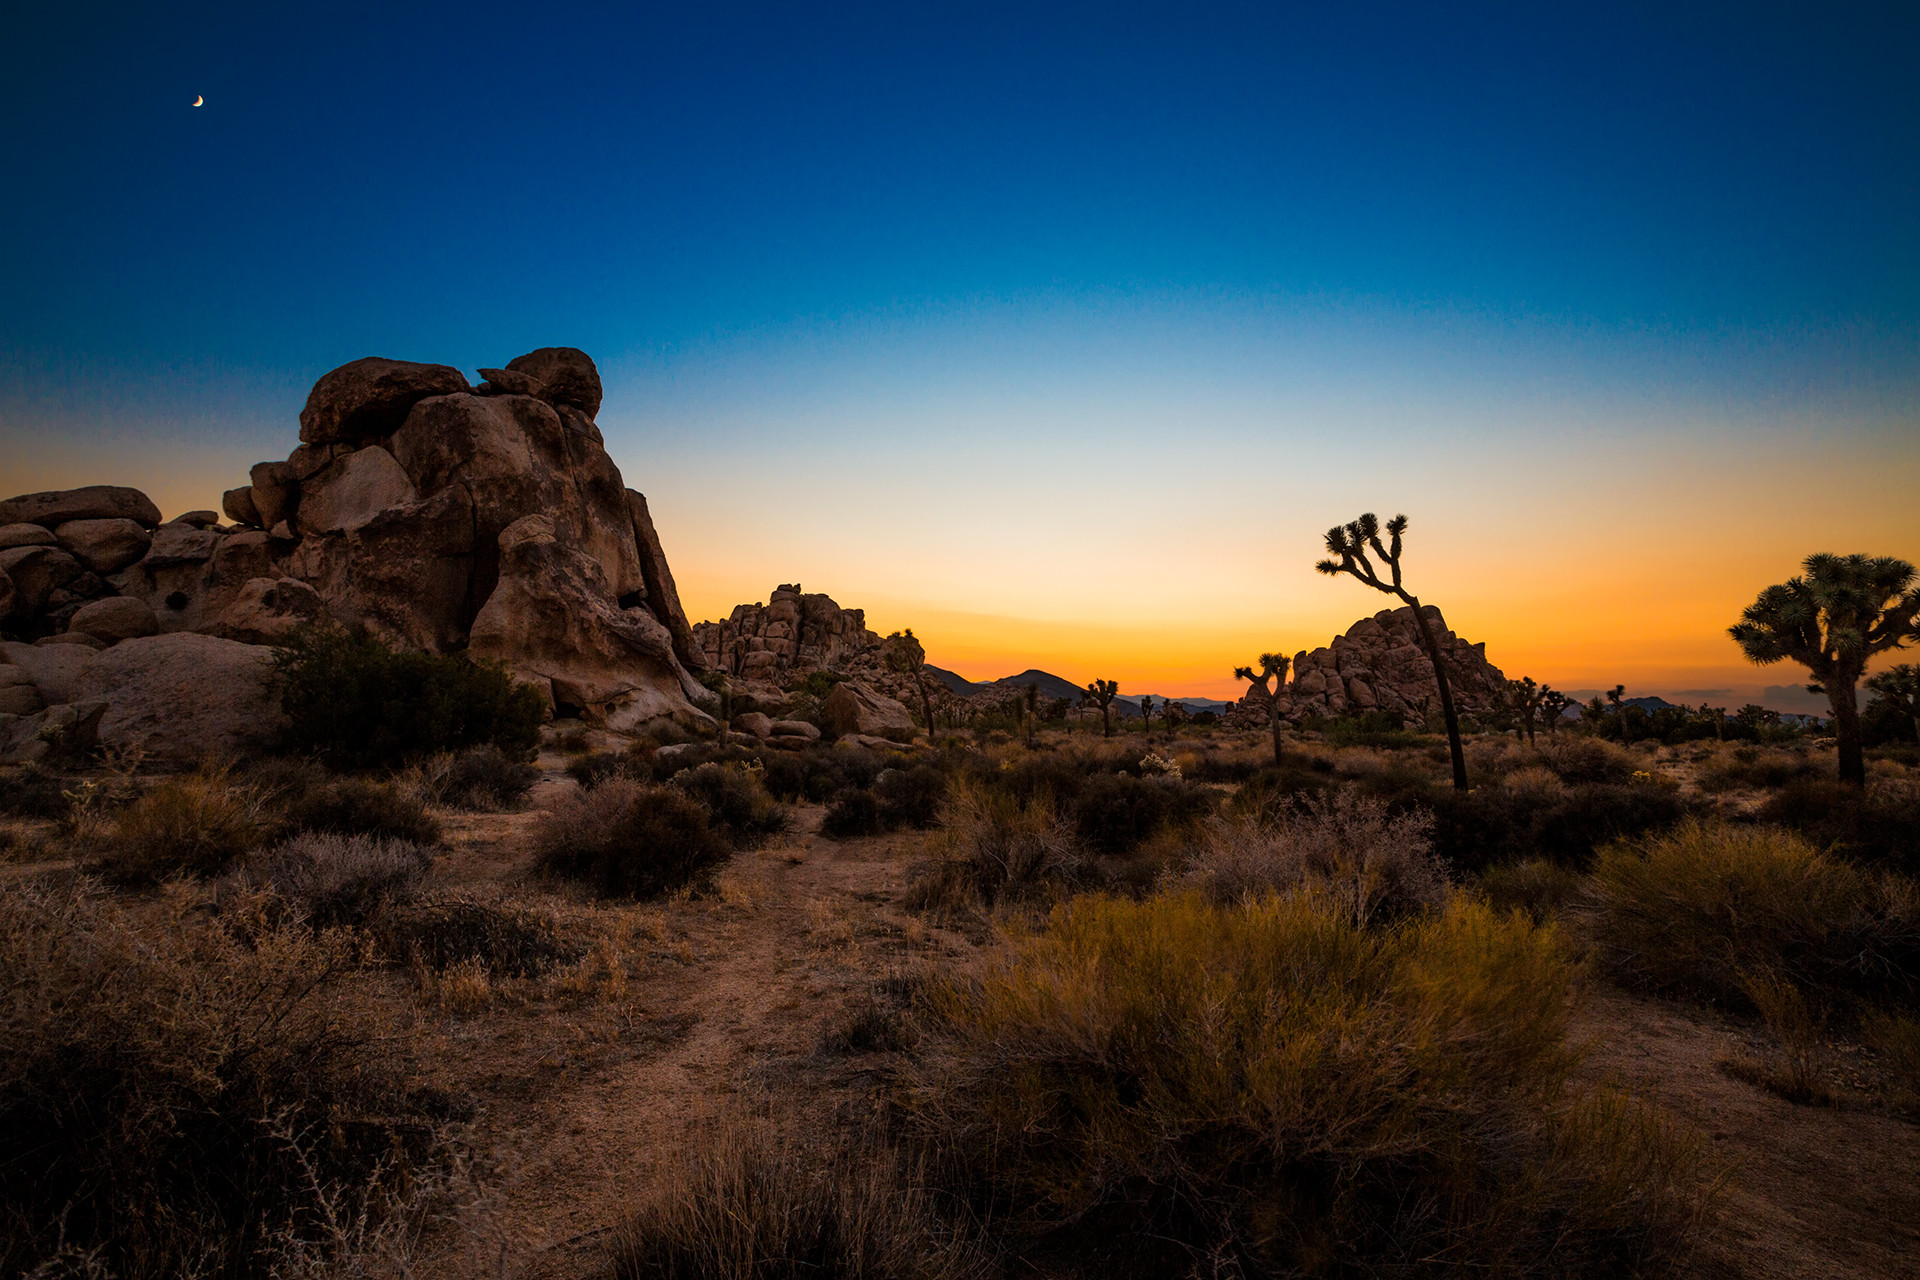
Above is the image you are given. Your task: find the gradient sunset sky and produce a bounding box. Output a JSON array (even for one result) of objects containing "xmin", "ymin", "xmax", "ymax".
[{"xmin": 3, "ymin": 3, "xmax": 1915, "ymax": 708}]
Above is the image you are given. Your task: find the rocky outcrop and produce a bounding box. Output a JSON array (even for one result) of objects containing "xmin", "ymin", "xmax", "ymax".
[
  {"xmin": 74, "ymin": 633, "xmax": 285, "ymax": 763},
  {"xmin": 694, "ymin": 585, "xmax": 884, "ymax": 683},
  {"xmin": 823, "ymin": 680, "xmax": 917, "ymax": 741},
  {"xmin": 1228, "ymin": 605, "xmax": 1507, "ymax": 729},
  {"xmin": 0, "ymin": 345, "xmax": 710, "ymax": 735}
]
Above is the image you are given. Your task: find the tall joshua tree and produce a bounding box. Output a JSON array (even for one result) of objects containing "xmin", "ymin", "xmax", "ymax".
[
  {"xmin": 1605, "ymin": 685, "xmax": 1630, "ymax": 746},
  {"xmin": 1139, "ymin": 695, "xmax": 1155, "ymax": 734},
  {"xmin": 883, "ymin": 629, "xmax": 936, "ymax": 740},
  {"xmin": 1083, "ymin": 679, "xmax": 1119, "ymax": 738},
  {"xmin": 1539, "ymin": 686, "xmax": 1572, "ymax": 739},
  {"xmin": 1507, "ymin": 676, "xmax": 1544, "ymax": 745},
  {"xmin": 1235, "ymin": 652, "xmax": 1292, "ymax": 764},
  {"xmin": 1317, "ymin": 512, "xmax": 1469, "ymax": 791},
  {"xmin": 1729, "ymin": 553, "xmax": 1920, "ymax": 787},
  {"xmin": 1867, "ymin": 664, "xmax": 1920, "ymax": 746}
]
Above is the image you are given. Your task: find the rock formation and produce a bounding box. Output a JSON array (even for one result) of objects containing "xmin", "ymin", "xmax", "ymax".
[
  {"xmin": 694, "ymin": 584, "xmax": 884, "ymax": 682},
  {"xmin": 0, "ymin": 347, "xmax": 714, "ymax": 757},
  {"xmin": 1228, "ymin": 605, "xmax": 1507, "ymax": 729}
]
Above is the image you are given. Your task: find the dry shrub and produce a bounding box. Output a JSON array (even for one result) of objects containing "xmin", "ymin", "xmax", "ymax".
[
  {"xmin": 1537, "ymin": 736, "xmax": 1640, "ymax": 785},
  {"xmin": 1178, "ymin": 789, "xmax": 1446, "ymax": 925},
  {"xmin": 92, "ymin": 769, "xmax": 263, "ymax": 883},
  {"xmin": 282, "ymin": 777, "xmax": 442, "ymax": 846},
  {"xmin": 1587, "ymin": 820, "xmax": 1920, "ymax": 1009},
  {"xmin": 906, "ymin": 778, "xmax": 1083, "ymax": 914},
  {"xmin": 1478, "ymin": 858, "xmax": 1585, "ymax": 923},
  {"xmin": 1863, "ymin": 1009, "xmax": 1920, "ymax": 1100},
  {"xmin": 0, "ymin": 879, "xmax": 430, "ymax": 1278},
  {"xmin": 1697, "ymin": 746, "xmax": 1824, "ymax": 793},
  {"xmin": 411, "ymin": 744, "xmax": 540, "ymax": 812},
  {"xmin": 612, "ymin": 1117, "xmax": 986, "ymax": 1280},
  {"xmin": 375, "ymin": 893, "xmax": 580, "ymax": 978},
  {"xmin": 1723, "ymin": 971, "xmax": 1835, "ymax": 1105},
  {"xmin": 672, "ymin": 761, "xmax": 790, "ymax": 847},
  {"xmin": 227, "ymin": 831, "xmax": 434, "ymax": 929},
  {"xmin": 0, "ymin": 764, "xmax": 70, "ymax": 819},
  {"xmin": 534, "ymin": 778, "xmax": 730, "ymax": 898},
  {"xmin": 903, "ymin": 890, "xmax": 1708, "ymax": 1277}
]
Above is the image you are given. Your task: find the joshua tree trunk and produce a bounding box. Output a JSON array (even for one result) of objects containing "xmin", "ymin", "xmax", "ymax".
[
  {"xmin": 1407, "ymin": 601, "xmax": 1469, "ymax": 791},
  {"xmin": 1827, "ymin": 679, "xmax": 1866, "ymax": 787}
]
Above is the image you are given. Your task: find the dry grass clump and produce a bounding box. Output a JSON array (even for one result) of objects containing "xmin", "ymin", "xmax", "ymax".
[
  {"xmin": 1478, "ymin": 857, "xmax": 1586, "ymax": 923},
  {"xmin": 1536, "ymin": 736, "xmax": 1641, "ymax": 785},
  {"xmin": 612, "ymin": 1117, "xmax": 986, "ymax": 1280},
  {"xmin": 227, "ymin": 831, "xmax": 434, "ymax": 929},
  {"xmin": 534, "ymin": 778, "xmax": 731, "ymax": 898},
  {"xmin": 406, "ymin": 744, "xmax": 541, "ymax": 811},
  {"xmin": 902, "ymin": 890, "xmax": 1709, "ymax": 1277},
  {"xmin": 1696, "ymin": 745, "xmax": 1824, "ymax": 794},
  {"xmin": 0, "ymin": 878, "xmax": 430, "ymax": 1278},
  {"xmin": 376, "ymin": 892, "xmax": 581, "ymax": 978},
  {"xmin": 1863, "ymin": 1009, "xmax": 1920, "ymax": 1103},
  {"xmin": 1587, "ymin": 820, "xmax": 1920, "ymax": 1009},
  {"xmin": 672, "ymin": 761, "xmax": 790, "ymax": 847},
  {"xmin": 91, "ymin": 768, "xmax": 265, "ymax": 883},
  {"xmin": 1177, "ymin": 789, "xmax": 1446, "ymax": 925},
  {"xmin": 906, "ymin": 778, "xmax": 1084, "ymax": 914},
  {"xmin": 281, "ymin": 775, "xmax": 443, "ymax": 846}
]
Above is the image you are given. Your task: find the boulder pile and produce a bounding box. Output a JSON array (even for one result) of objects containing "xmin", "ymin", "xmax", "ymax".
[
  {"xmin": 1228, "ymin": 605, "xmax": 1508, "ymax": 729},
  {"xmin": 1, "ymin": 347, "xmax": 715, "ymax": 762}
]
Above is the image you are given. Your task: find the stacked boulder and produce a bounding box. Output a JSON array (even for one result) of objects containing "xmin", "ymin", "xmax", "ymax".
[
  {"xmin": 1, "ymin": 347, "xmax": 714, "ymax": 762},
  {"xmin": 1228, "ymin": 605, "xmax": 1508, "ymax": 729}
]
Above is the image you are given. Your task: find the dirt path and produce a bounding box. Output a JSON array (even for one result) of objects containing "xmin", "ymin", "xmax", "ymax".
[{"xmin": 1573, "ymin": 987, "xmax": 1920, "ymax": 1280}]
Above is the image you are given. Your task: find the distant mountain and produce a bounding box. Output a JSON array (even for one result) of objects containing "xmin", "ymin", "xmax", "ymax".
[
  {"xmin": 921, "ymin": 665, "xmax": 1235, "ymax": 717},
  {"xmin": 924, "ymin": 664, "xmax": 987, "ymax": 695},
  {"xmin": 989, "ymin": 669, "xmax": 1087, "ymax": 703}
]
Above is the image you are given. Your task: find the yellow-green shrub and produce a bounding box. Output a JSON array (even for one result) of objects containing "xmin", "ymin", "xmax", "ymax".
[
  {"xmin": 93, "ymin": 770, "xmax": 262, "ymax": 883},
  {"xmin": 903, "ymin": 890, "xmax": 1708, "ymax": 1276},
  {"xmin": 1587, "ymin": 820, "xmax": 1920, "ymax": 1007}
]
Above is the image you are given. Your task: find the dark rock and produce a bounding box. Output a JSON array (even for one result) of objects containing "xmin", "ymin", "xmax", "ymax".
[
  {"xmin": 298, "ymin": 357, "xmax": 471, "ymax": 445},
  {"xmin": 505, "ymin": 347, "xmax": 602, "ymax": 416},
  {"xmin": 0, "ymin": 486, "xmax": 161, "ymax": 529}
]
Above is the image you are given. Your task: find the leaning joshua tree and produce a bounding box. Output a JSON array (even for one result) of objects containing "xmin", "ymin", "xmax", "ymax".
[
  {"xmin": 1729, "ymin": 553, "xmax": 1920, "ymax": 787},
  {"xmin": 1083, "ymin": 679, "xmax": 1120, "ymax": 738},
  {"xmin": 1867, "ymin": 664, "xmax": 1920, "ymax": 747},
  {"xmin": 1235, "ymin": 652, "xmax": 1292, "ymax": 764},
  {"xmin": 1317, "ymin": 512, "xmax": 1469, "ymax": 790},
  {"xmin": 883, "ymin": 629, "xmax": 937, "ymax": 740}
]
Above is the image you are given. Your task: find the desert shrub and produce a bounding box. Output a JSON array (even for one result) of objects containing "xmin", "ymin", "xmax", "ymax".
[
  {"xmin": 0, "ymin": 879, "xmax": 431, "ymax": 1278},
  {"xmin": 283, "ymin": 777, "xmax": 442, "ymax": 845},
  {"xmin": 1697, "ymin": 746, "xmax": 1824, "ymax": 793},
  {"xmin": 1070, "ymin": 772, "xmax": 1213, "ymax": 856},
  {"xmin": 904, "ymin": 891, "xmax": 1707, "ymax": 1277},
  {"xmin": 533, "ymin": 778, "xmax": 729, "ymax": 898},
  {"xmin": 0, "ymin": 765, "xmax": 69, "ymax": 819},
  {"xmin": 1357, "ymin": 773, "xmax": 1693, "ymax": 873},
  {"xmin": 438, "ymin": 744, "xmax": 539, "ymax": 810},
  {"xmin": 1479, "ymin": 858, "xmax": 1586, "ymax": 923},
  {"xmin": 272, "ymin": 624, "xmax": 545, "ymax": 771},
  {"xmin": 1864, "ymin": 1009, "xmax": 1920, "ymax": 1099},
  {"xmin": 1756, "ymin": 778, "xmax": 1920, "ymax": 874},
  {"xmin": 1179, "ymin": 790, "xmax": 1446, "ymax": 925},
  {"xmin": 673, "ymin": 762, "xmax": 789, "ymax": 846},
  {"xmin": 907, "ymin": 780, "xmax": 1082, "ymax": 913},
  {"xmin": 93, "ymin": 770, "xmax": 262, "ymax": 883},
  {"xmin": 375, "ymin": 893, "xmax": 580, "ymax": 977},
  {"xmin": 878, "ymin": 765, "xmax": 947, "ymax": 829},
  {"xmin": 980, "ymin": 751, "xmax": 1091, "ymax": 807},
  {"xmin": 568, "ymin": 750, "xmax": 641, "ymax": 788},
  {"xmin": 1587, "ymin": 820, "xmax": 1920, "ymax": 1009},
  {"xmin": 1537, "ymin": 736, "xmax": 1641, "ymax": 785},
  {"xmin": 1519, "ymin": 781, "xmax": 1693, "ymax": 868},
  {"xmin": 823, "ymin": 788, "xmax": 885, "ymax": 838},
  {"xmin": 1324, "ymin": 708, "xmax": 1423, "ymax": 749},
  {"xmin": 612, "ymin": 1118, "xmax": 984, "ymax": 1280},
  {"xmin": 228, "ymin": 832, "xmax": 433, "ymax": 929}
]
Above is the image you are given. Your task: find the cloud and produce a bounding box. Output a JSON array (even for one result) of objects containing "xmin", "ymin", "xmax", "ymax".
[
  {"xmin": 1761, "ymin": 684, "xmax": 1845, "ymax": 714},
  {"xmin": 1675, "ymin": 688, "xmax": 1731, "ymax": 697}
]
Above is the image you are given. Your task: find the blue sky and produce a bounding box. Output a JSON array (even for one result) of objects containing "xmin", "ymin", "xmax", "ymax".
[{"xmin": 3, "ymin": 1, "xmax": 1916, "ymax": 700}]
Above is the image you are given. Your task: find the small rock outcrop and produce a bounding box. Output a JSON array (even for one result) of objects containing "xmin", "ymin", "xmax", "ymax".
[
  {"xmin": 1228, "ymin": 605, "xmax": 1508, "ymax": 728},
  {"xmin": 694, "ymin": 584, "xmax": 882, "ymax": 681},
  {"xmin": 822, "ymin": 681, "xmax": 917, "ymax": 741},
  {"xmin": 0, "ymin": 346, "xmax": 714, "ymax": 738}
]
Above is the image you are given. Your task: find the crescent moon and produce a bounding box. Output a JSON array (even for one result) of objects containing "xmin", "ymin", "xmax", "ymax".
[{"xmin": 192, "ymin": 95, "xmax": 204, "ymax": 107}]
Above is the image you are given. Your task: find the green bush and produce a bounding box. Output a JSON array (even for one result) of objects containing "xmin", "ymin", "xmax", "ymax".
[
  {"xmin": 673, "ymin": 762, "xmax": 789, "ymax": 847},
  {"xmin": 282, "ymin": 777, "xmax": 442, "ymax": 846},
  {"xmin": 1588, "ymin": 820, "xmax": 1920, "ymax": 1009},
  {"xmin": 272, "ymin": 625, "xmax": 545, "ymax": 771},
  {"xmin": 904, "ymin": 890, "xmax": 1708, "ymax": 1276},
  {"xmin": 1070, "ymin": 772, "xmax": 1213, "ymax": 855},
  {"xmin": 1478, "ymin": 858, "xmax": 1586, "ymax": 923},
  {"xmin": 93, "ymin": 771, "xmax": 262, "ymax": 884},
  {"xmin": 533, "ymin": 778, "xmax": 729, "ymax": 898}
]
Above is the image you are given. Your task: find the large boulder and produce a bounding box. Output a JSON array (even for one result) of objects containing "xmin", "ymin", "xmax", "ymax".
[
  {"xmin": 222, "ymin": 486, "xmax": 262, "ymax": 527},
  {"xmin": 0, "ymin": 700, "xmax": 106, "ymax": 765},
  {"xmin": 53, "ymin": 518, "xmax": 152, "ymax": 574},
  {"xmin": 68, "ymin": 596, "xmax": 160, "ymax": 644},
  {"xmin": 628, "ymin": 490, "xmax": 704, "ymax": 671},
  {"xmin": 822, "ymin": 680, "xmax": 916, "ymax": 741},
  {"xmin": 215, "ymin": 577, "xmax": 325, "ymax": 644},
  {"xmin": 0, "ymin": 566, "xmax": 13, "ymax": 619},
  {"xmin": 0, "ymin": 545, "xmax": 83, "ymax": 616},
  {"xmin": 0, "ymin": 486, "xmax": 161, "ymax": 529},
  {"xmin": 73, "ymin": 632, "xmax": 285, "ymax": 763},
  {"xmin": 1, "ymin": 640, "xmax": 97, "ymax": 705},
  {"xmin": 0, "ymin": 668, "xmax": 43, "ymax": 716},
  {"xmin": 505, "ymin": 346, "xmax": 602, "ymax": 416},
  {"xmin": 296, "ymin": 446, "xmax": 418, "ymax": 534},
  {"xmin": 286, "ymin": 485, "xmax": 478, "ymax": 652},
  {"xmin": 298, "ymin": 357, "xmax": 470, "ymax": 445},
  {"xmin": 0, "ymin": 524, "xmax": 55, "ymax": 549},
  {"xmin": 468, "ymin": 515, "xmax": 706, "ymax": 730}
]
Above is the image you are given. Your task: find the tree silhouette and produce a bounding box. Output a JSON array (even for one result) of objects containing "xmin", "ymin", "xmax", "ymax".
[
  {"xmin": 1729, "ymin": 553, "xmax": 1920, "ymax": 786},
  {"xmin": 1083, "ymin": 679, "xmax": 1119, "ymax": 738},
  {"xmin": 1139, "ymin": 695, "xmax": 1155, "ymax": 734},
  {"xmin": 1317, "ymin": 512, "xmax": 1468, "ymax": 791},
  {"xmin": 1023, "ymin": 682, "xmax": 1039, "ymax": 746},
  {"xmin": 1865, "ymin": 664, "xmax": 1920, "ymax": 750},
  {"xmin": 883, "ymin": 629, "xmax": 936, "ymax": 741},
  {"xmin": 1538, "ymin": 687, "xmax": 1572, "ymax": 738},
  {"xmin": 1234, "ymin": 652, "xmax": 1292, "ymax": 764},
  {"xmin": 1605, "ymin": 685, "xmax": 1630, "ymax": 746},
  {"xmin": 1507, "ymin": 676, "xmax": 1544, "ymax": 745}
]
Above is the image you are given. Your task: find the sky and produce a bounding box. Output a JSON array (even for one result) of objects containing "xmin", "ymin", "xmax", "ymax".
[{"xmin": 2, "ymin": 1, "xmax": 1916, "ymax": 707}]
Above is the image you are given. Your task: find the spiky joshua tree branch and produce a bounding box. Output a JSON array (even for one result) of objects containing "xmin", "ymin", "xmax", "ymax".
[
  {"xmin": 1316, "ymin": 512, "xmax": 1469, "ymax": 790},
  {"xmin": 1867, "ymin": 664, "xmax": 1920, "ymax": 748}
]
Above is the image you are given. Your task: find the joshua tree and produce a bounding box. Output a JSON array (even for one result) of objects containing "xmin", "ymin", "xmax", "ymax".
[
  {"xmin": 1083, "ymin": 679, "xmax": 1119, "ymax": 738},
  {"xmin": 1866, "ymin": 664, "xmax": 1920, "ymax": 746},
  {"xmin": 1139, "ymin": 695, "xmax": 1155, "ymax": 734},
  {"xmin": 1163, "ymin": 701, "xmax": 1186, "ymax": 734},
  {"xmin": 1023, "ymin": 682, "xmax": 1039, "ymax": 746},
  {"xmin": 1507, "ymin": 676, "xmax": 1544, "ymax": 745},
  {"xmin": 883, "ymin": 629, "xmax": 937, "ymax": 740},
  {"xmin": 1538, "ymin": 686, "xmax": 1572, "ymax": 739},
  {"xmin": 1317, "ymin": 512, "xmax": 1468, "ymax": 791},
  {"xmin": 1234, "ymin": 651, "xmax": 1292, "ymax": 764},
  {"xmin": 1605, "ymin": 685, "xmax": 1630, "ymax": 746},
  {"xmin": 1729, "ymin": 553, "xmax": 1920, "ymax": 786}
]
